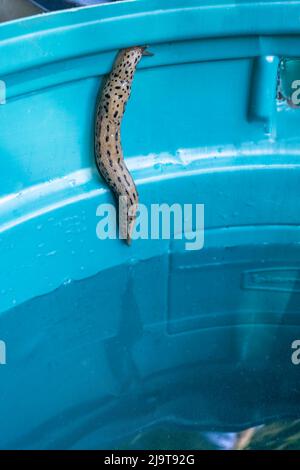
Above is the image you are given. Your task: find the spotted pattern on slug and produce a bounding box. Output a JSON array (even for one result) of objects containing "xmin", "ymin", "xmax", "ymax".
[{"xmin": 95, "ymin": 46, "xmax": 148, "ymax": 244}]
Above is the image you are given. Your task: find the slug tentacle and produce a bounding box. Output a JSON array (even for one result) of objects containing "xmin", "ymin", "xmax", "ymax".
[{"xmin": 95, "ymin": 46, "xmax": 150, "ymax": 244}]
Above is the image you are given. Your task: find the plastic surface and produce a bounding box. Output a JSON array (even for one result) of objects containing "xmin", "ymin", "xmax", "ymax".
[{"xmin": 0, "ymin": 0, "xmax": 300, "ymax": 449}]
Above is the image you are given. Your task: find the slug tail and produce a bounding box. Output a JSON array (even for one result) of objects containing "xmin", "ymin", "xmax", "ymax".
[{"xmin": 127, "ymin": 215, "xmax": 136, "ymax": 246}]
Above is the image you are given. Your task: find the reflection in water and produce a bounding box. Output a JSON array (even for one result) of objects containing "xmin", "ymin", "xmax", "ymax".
[
  {"xmin": 245, "ymin": 420, "xmax": 300, "ymax": 450},
  {"xmin": 120, "ymin": 420, "xmax": 300, "ymax": 450}
]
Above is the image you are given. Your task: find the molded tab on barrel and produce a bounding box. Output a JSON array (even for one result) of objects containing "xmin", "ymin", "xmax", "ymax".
[
  {"xmin": 248, "ymin": 55, "xmax": 279, "ymax": 135},
  {"xmin": 243, "ymin": 268, "xmax": 300, "ymax": 293}
]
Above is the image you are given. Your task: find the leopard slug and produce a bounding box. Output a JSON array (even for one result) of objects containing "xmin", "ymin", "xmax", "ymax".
[{"xmin": 95, "ymin": 46, "xmax": 151, "ymax": 244}]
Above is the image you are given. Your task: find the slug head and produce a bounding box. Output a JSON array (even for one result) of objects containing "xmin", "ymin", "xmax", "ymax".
[{"xmin": 141, "ymin": 46, "xmax": 154, "ymax": 57}]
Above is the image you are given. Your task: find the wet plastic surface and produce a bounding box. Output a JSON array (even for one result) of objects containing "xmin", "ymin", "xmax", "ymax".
[{"xmin": 0, "ymin": 0, "xmax": 300, "ymax": 449}]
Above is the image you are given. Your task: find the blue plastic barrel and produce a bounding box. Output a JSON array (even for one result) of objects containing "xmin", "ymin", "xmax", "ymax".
[{"xmin": 0, "ymin": 0, "xmax": 300, "ymax": 449}]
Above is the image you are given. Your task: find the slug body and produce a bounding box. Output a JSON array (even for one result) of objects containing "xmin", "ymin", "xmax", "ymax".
[{"xmin": 95, "ymin": 46, "xmax": 149, "ymax": 244}]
